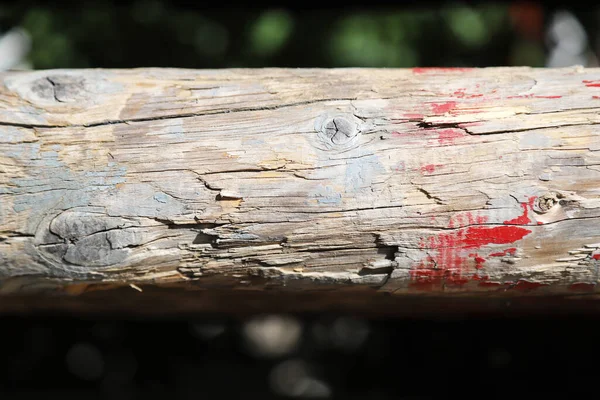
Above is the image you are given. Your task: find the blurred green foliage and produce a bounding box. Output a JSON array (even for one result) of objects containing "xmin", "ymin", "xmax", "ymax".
[
  {"xmin": 0, "ymin": 1, "xmax": 559, "ymax": 69},
  {"xmin": 248, "ymin": 10, "xmax": 294, "ymax": 57}
]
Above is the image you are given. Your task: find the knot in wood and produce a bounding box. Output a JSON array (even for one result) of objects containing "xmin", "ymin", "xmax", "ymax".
[
  {"xmin": 533, "ymin": 192, "xmax": 562, "ymax": 213},
  {"xmin": 323, "ymin": 116, "xmax": 357, "ymax": 145},
  {"xmin": 315, "ymin": 113, "xmax": 362, "ymax": 150},
  {"xmin": 38, "ymin": 211, "xmax": 139, "ymax": 268},
  {"xmin": 31, "ymin": 74, "xmax": 87, "ymax": 103}
]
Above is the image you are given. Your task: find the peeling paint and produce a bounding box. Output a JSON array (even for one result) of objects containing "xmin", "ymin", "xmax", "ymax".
[{"xmin": 431, "ymin": 102, "xmax": 457, "ymax": 114}]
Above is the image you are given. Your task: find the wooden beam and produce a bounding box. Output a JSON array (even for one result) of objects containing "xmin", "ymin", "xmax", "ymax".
[{"xmin": 2, "ymin": 67, "xmax": 600, "ymax": 314}]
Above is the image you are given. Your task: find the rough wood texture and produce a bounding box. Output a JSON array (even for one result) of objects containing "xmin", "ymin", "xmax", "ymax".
[{"xmin": 3, "ymin": 67, "xmax": 600, "ymax": 313}]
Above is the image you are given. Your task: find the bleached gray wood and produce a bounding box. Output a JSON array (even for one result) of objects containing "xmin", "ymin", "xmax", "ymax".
[{"xmin": 2, "ymin": 66, "xmax": 600, "ymax": 309}]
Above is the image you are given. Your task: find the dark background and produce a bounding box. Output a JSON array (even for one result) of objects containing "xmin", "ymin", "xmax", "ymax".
[
  {"xmin": 3, "ymin": 315, "xmax": 600, "ymax": 399},
  {"xmin": 1, "ymin": 1, "xmax": 599, "ymax": 70},
  {"xmin": 1, "ymin": 1, "xmax": 599, "ymax": 398}
]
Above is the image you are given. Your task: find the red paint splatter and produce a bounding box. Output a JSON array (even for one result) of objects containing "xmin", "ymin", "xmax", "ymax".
[
  {"xmin": 506, "ymin": 95, "xmax": 562, "ymax": 99},
  {"xmin": 503, "ymin": 196, "xmax": 536, "ymax": 225},
  {"xmin": 448, "ymin": 211, "xmax": 485, "ymax": 229},
  {"xmin": 410, "ymin": 210, "xmax": 532, "ymax": 290},
  {"xmin": 420, "ymin": 164, "xmax": 443, "ymax": 173},
  {"xmin": 513, "ymin": 280, "xmax": 549, "ymax": 291},
  {"xmin": 446, "ymin": 276, "xmax": 470, "ymax": 286},
  {"xmin": 570, "ymin": 282, "xmax": 596, "ymax": 291},
  {"xmin": 467, "ymin": 253, "xmax": 486, "ymax": 269},
  {"xmin": 437, "ymin": 129, "xmax": 464, "ymax": 145},
  {"xmin": 583, "ymin": 80, "xmax": 600, "ymax": 87},
  {"xmin": 412, "ymin": 67, "xmax": 474, "ymax": 74},
  {"xmin": 410, "ymin": 220, "xmax": 531, "ymax": 290},
  {"xmin": 593, "ymin": 96, "xmax": 600, "ymax": 99},
  {"xmin": 431, "ymin": 101, "xmax": 457, "ymax": 114},
  {"xmin": 410, "ymin": 267, "xmax": 471, "ymax": 289},
  {"xmin": 452, "ymin": 88, "xmax": 484, "ymax": 99},
  {"xmin": 593, "ymin": 254, "xmax": 600, "ymax": 261},
  {"xmin": 460, "ymin": 226, "xmax": 531, "ymax": 248},
  {"xmin": 474, "ymin": 256, "xmax": 486, "ymax": 268},
  {"xmin": 489, "ymin": 248, "xmax": 517, "ymax": 257}
]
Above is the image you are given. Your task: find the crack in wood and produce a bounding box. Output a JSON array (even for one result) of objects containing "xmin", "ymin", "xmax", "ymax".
[
  {"xmin": 45, "ymin": 77, "xmax": 63, "ymax": 103},
  {"xmin": 0, "ymin": 97, "xmax": 358, "ymax": 129},
  {"xmin": 416, "ymin": 188, "xmax": 445, "ymax": 205}
]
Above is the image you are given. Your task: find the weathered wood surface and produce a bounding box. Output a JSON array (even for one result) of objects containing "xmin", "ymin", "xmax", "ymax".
[{"xmin": 3, "ymin": 66, "xmax": 600, "ymax": 313}]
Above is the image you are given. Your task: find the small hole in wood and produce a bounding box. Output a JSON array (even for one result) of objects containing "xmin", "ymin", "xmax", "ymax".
[{"xmin": 534, "ymin": 193, "xmax": 559, "ymax": 214}]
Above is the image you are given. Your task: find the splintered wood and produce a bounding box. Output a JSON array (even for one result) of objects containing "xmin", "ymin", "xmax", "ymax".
[{"xmin": 1, "ymin": 67, "xmax": 600, "ymax": 304}]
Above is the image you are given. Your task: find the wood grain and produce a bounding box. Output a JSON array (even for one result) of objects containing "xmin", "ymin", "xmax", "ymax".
[{"xmin": 2, "ymin": 67, "xmax": 600, "ymax": 313}]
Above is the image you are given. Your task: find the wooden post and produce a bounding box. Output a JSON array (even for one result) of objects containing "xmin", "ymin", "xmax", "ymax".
[{"xmin": 2, "ymin": 67, "xmax": 600, "ymax": 315}]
